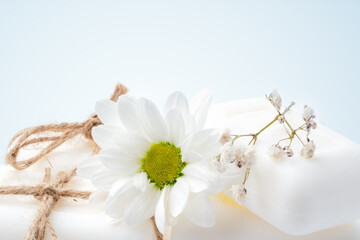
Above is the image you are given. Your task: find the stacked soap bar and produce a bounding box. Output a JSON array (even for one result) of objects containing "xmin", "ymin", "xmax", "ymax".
[
  {"xmin": 1, "ymin": 98, "xmax": 360, "ymax": 239},
  {"xmin": 206, "ymin": 98, "xmax": 360, "ymax": 235},
  {"xmin": 1, "ymin": 166, "xmax": 360, "ymax": 240}
]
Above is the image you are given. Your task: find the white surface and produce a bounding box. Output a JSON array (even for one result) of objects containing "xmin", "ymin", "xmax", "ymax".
[
  {"xmin": 206, "ymin": 98, "xmax": 360, "ymax": 235},
  {"xmin": 1, "ymin": 1, "xmax": 360, "ymax": 164},
  {"xmin": 1, "ymin": 167, "xmax": 360, "ymax": 240},
  {"xmin": 0, "ymin": 100, "xmax": 360, "ymax": 239}
]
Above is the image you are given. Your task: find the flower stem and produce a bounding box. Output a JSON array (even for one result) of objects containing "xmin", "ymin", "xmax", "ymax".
[
  {"xmin": 276, "ymin": 137, "xmax": 291, "ymax": 146},
  {"xmin": 232, "ymin": 102, "xmax": 297, "ymax": 186},
  {"xmin": 255, "ymin": 115, "xmax": 279, "ymax": 136},
  {"xmin": 242, "ymin": 168, "xmax": 251, "ymax": 185},
  {"xmin": 151, "ymin": 216, "xmax": 163, "ymax": 240},
  {"xmin": 288, "ymin": 136, "xmax": 294, "ymax": 148},
  {"xmin": 285, "ymin": 120, "xmax": 305, "ymax": 146},
  {"xmin": 232, "ymin": 134, "xmax": 256, "ymax": 144}
]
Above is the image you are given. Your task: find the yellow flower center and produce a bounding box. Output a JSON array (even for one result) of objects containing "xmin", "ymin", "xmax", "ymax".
[{"xmin": 141, "ymin": 142, "xmax": 186, "ymax": 190}]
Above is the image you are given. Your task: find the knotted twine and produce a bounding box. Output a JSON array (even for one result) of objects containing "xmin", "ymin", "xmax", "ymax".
[
  {"xmin": 6, "ymin": 83, "xmax": 128, "ymax": 171},
  {"xmin": 3, "ymin": 83, "xmax": 165, "ymax": 240},
  {"xmin": 0, "ymin": 168, "xmax": 91, "ymax": 240}
]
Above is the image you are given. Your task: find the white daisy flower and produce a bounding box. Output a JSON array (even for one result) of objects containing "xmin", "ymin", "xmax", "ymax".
[{"xmin": 78, "ymin": 90, "xmax": 224, "ymax": 233}]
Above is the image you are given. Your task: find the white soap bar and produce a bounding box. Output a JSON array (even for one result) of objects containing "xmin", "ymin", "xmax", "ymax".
[
  {"xmin": 1, "ymin": 166, "xmax": 360, "ymax": 240},
  {"xmin": 206, "ymin": 98, "xmax": 360, "ymax": 235},
  {"xmin": 0, "ymin": 166, "xmax": 152, "ymax": 240},
  {"xmin": 2, "ymin": 98, "xmax": 360, "ymax": 239}
]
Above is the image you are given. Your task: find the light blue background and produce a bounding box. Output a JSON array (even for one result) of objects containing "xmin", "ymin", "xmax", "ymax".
[{"xmin": 1, "ymin": 1, "xmax": 359, "ymax": 164}]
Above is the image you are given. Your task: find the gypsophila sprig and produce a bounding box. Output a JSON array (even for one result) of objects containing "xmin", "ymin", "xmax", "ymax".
[
  {"xmin": 261, "ymin": 90, "xmax": 317, "ymax": 160},
  {"xmin": 220, "ymin": 90, "xmax": 318, "ymax": 204}
]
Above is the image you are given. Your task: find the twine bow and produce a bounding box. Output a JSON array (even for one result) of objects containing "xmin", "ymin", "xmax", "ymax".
[
  {"xmin": 6, "ymin": 84, "xmax": 128, "ymax": 170},
  {"xmin": 0, "ymin": 168, "xmax": 91, "ymax": 240},
  {"xmin": 4, "ymin": 83, "xmax": 165, "ymax": 240}
]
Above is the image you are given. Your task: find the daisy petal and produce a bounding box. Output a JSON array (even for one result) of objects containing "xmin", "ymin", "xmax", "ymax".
[
  {"xmin": 190, "ymin": 90, "xmax": 213, "ymax": 131},
  {"xmin": 165, "ymin": 110, "xmax": 185, "ymax": 146},
  {"xmin": 133, "ymin": 172, "xmax": 148, "ymax": 192},
  {"xmin": 113, "ymin": 131, "xmax": 150, "ymax": 157},
  {"xmin": 185, "ymin": 129, "xmax": 221, "ymax": 158},
  {"xmin": 182, "ymin": 149, "xmax": 206, "ymax": 163},
  {"xmin": 183, "ymin": 162, "xmax": 222, "ymax": 193},
  {"xmin": 105, "ymin": 194, "xmax": 134, "ymax": 219},
  {"xmin": 91, "ymin": 169, "xmax": 123, "ymax": 190},
  {"xmin": 163, "ymin": 91, "xmax": 195, "ymax": 136},
  {"xmin": 183, "ymin": 175, "xmax": 208, "ymax": 193},
  {"xmin": 99, "ymin": 148, "xmax": 140, "ymax": 174},
  {"xmin": 91, "ymin": 125, "xmax": 121, "ymax": 149},
  {"xmin": 138, "ymin": 98, "xmax": 168, "ymax": 142},
  {"xmin": 155, "ymin": 187, "xmax": 169, "ymax": 234},
  {"xmin": 184, "ymin": 193, "xmax": 215, "ymax": 227},
  {"xmin": 95, "ymin": 100, "xmax": 124, "ymax": 128},
  {"xmin": 206, "ymin": 177, "xmax": 225, "ymax": 194},
  {"xmin": 117, "ymin": 95, "xmax": 142, "ymax": 134},
  {"xmin": 77, "ymin": 155, "xmax": 102, "ymax": 178},
  {"xmin": 163, "ymin": 92, "xmax": 190, "ymax": 116},
  {"xmin": 123, "ymin": 185, "xmax": 161, "ymax": 226},
  {"xmin": 169, "ymin": 177, "xmax": 189, "ymax": 217},
  {"xmin": 109, "ymin": 177, "xmax": 135, "ymax": 198},
  {"xmin": 183, "ymin": 162, "xmax": 214, "ymax": 184}
]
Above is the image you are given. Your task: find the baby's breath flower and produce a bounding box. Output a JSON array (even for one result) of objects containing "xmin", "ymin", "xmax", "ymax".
[
  {"xmin": 268, "ymin": 144, "xmax": 285, "ymax": 159},
  {"xmin": 306, "ymin": 119, "xmax": 317, "ymax": 131},
  {"xmin": 210, "ymin": 158, "xmax": 226, "ymax": 173},
  {"xmin": 219, "ymin": 142, "xmax": 235, "ymax": 164},
  {"xmin": 284, "ymin": 148, "xmax": 294, "ymax": 157},
  {"xmin": 233, "ymin": 143, "xmax": 255, "ymax": 168},
  {"xmin": 278, "ymin": 115, "xmax": 285, "ymax": 124},
  {"xmin": 302, "ymin": 105, "xmax": 315, "ymax": 121},
  {"xmin": 230, "ymin": 184, "xmax": 247, "ymax": 204},
  {"xmin": 219, "ymin": 128, "xmax": 232, "ymax": 145},
  {"xmin": 266, "ymin": 90, "xmax": 282, "ymax": 111},
  {"xmin": 302, "ymin": 105, "xmax": 317, "ymax": 138},
  {"xmin": 300, "ymin": 140, "xmax": 316, "ymax": 159}
]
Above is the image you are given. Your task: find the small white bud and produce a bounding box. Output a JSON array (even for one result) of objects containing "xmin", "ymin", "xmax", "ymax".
[
  {"xmin": 268, "ymin": 145, "xmax": 285, "ymax": 159},
  {"xmin": 235, "ymin": 144, "xmax": 255, "ymax": 168},
  {"xmin": 219, "ymin": 128, "xmax": 232, "ymax": 145},
  {"xmin": 266, "ymin": 90, "xmax": 282, "ymax": 111},
  {"xmin": 220, "ymin": 142, "xmax": 235, "ymax": 164},
  {"xmin": 210, "ymin": 158, "xmax": 226, "ymax": 173},
  {"xmin": 284, "ymin": 148, "xmax": 294, "ymax": 157},
  {"xmin": 300, "ymin": 141, "xmax": 316, "ymax": 159},
  {"xmin": 278, "ymin": 115, "xmax": 285, "ymax": 124},
  {"xmin": 230, "ymin": 184, "xmax": 247, "ymax": 204},
  {"xmin": 302, "ymin": 105, "xmax": 315, "ymax": 121}
]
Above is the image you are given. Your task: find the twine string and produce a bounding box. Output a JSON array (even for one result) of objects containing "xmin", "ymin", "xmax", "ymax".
[
  {"xmin": 0, "ymin": 168, "xmax": 91, "ymax": 240},
  {"xmin": 6, "ymin": 84, "xmax": 128, "ymax": 170},
  {"xmin": 3, "ymin": 83, "xmax": 165, "ymax": 240},
  {"xmin": 151, "ymin": 216, "xmax": 164, "ymax": 240}
]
